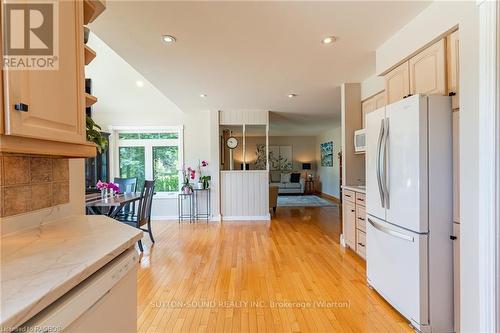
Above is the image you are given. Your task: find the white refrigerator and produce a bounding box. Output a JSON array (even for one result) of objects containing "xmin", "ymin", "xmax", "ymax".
[{"xmin": 365, "ymin": 95, "xmax": 454, "ymax": 333}]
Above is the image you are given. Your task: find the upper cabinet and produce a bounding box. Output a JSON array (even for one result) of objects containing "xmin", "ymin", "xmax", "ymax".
[
  {"xmin": 409, "ymin": 39, "xmax": 446, "ymax": 96},
  {"xmin": 385, "ymin": 38, "xmax": 447, "ymax": 105},
  {"xmin": 384, "ymin": 62, "xmax": 410, "ymax": 104},
  {"xmin": 362, "ymin": 90, "xmax": 385, "ymax": 128},
  {"xmin": 447, "ymin": 30, "xmax": 460, "ymax": 109},
  {"xmin": 3, "ymin": 1, "xmax": 85, "ymax": 144},
  {"xmin": 0, "ymin": 0, "xmax": 105, "ymax": 157}
]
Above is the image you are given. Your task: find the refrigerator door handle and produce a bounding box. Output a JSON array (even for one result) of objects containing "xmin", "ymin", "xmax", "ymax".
[
  {"xmin": 381, "ymin": 119, "xmax": 390, "ymax": 208},
  {"xmin": 368, "ymin": 218, "xmax": 414, "ymax": 242},
  {"xmin": 376, "ymin": 119, "xmax": 385, "ymax": 208}
]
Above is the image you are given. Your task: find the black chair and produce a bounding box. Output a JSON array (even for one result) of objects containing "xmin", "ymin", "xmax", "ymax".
[
  {"xmin": 116, "ymin": 180, "xmax": 155, "ymax": 252},
  {"xmin": 114, "ymin": 177, "xmax": 138, "ymax": 218}
]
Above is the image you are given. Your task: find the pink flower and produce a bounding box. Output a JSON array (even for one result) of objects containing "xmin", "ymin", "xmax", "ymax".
[
  {"xmin": 107, "ymin": 182, "xmax": 120, "ymax": 193},
  {"xmin": 96, "ymin": 180, "xmax": 108, "ymax": 190},
  {"xmin": 201, "ymin": 160, "xmax": 208, "ymax": 167}
]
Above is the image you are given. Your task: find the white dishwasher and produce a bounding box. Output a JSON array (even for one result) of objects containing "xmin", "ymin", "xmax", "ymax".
[{"xmin": 19, "ymin": 248, "xmax": 138, "ymax": 333}]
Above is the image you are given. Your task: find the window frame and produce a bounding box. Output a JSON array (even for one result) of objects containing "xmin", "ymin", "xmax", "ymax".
[{"xmin": 109, "ymin": 125, "xmax": 184, "ymax": 198}]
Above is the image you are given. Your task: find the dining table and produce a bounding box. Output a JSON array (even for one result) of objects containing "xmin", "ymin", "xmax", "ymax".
[{"xmin": 85, "ymin": 192, "xmax": 143, "ymax": 218}]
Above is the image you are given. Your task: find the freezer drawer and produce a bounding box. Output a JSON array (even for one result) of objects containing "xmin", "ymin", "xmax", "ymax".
[{"xmin": 366, "ymin": 215, "xmax": 429, "ymax": 330}]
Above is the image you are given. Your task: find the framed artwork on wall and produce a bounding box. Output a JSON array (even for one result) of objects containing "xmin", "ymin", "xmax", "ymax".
[
  {"xmin": 320, "ymin": 141, "xmax": 334, "ymax": 167},
  {"xmin": 267, "ymin": 145, "xmax": 292, "ymax": 171}
]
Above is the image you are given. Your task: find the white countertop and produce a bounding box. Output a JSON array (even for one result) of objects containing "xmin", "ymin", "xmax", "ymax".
[
  {"xmin": 0, "ymin": 215, "xmax": 142, "ymax": 330},
  {"xmin": 342, "ymin": 185, "xmax": 366, "ymax": 194}
]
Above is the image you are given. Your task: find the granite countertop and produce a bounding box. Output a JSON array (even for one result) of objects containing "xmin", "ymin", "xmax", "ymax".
[
  {"xmin": 0, "ymin": 215, "xmax": 142, "ymax": 330},
  {"xmin": 342, "ymin": 185, "xmax": 366, "ymax": 194}
]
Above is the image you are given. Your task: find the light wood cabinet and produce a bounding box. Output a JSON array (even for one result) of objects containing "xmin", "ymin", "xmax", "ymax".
[
  {"xmin": 343, "ymin": 201, "xmax": 356, "ymax": 249},
  {"xmin": 0, "ymin": 0, "xmax": 105, "ymax": 157},
  {"xmin": 3, "ymin": 0, "xmax": 85, "ymax": 144},
  {"xmin": 342, "ymin": 188, "xmax": 366, "ymax": 259},
  {"xmin": 361, "ymin": 91, "xmax": 385, "ymax": 128},
  {"xmin": 384, "ymin": 62, "xmax": 410, "ymax": 104},
  {"xmin": 447, "ymin": 30, "xmax": 460, "ymax": 109},
  {"xmin": 409, "ymin": 39, "xmax": 446, "ymax": 97}
]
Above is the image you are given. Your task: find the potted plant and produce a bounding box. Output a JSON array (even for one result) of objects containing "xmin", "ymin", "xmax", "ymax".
[
  {"xmin": 198, "ymin": 160, "xmax": 211, "ymax": 189},
  {"xmin": 181, "ymin": 166, "xmax": 195, "ymax": 194},
  {"xmin": 86, "ymin": 116, "xmax": 108, "ymax": 153}
]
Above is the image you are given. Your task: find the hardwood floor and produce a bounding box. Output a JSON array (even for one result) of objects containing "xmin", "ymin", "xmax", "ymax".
[{"xmin": 136, "ymin": 205, "xmax": 412, "ymax": 332}]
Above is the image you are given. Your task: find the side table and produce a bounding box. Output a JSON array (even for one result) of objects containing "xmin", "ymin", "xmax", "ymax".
[
  {"xmin": 178, "ymin": 193, "xmax": 194, "ymax": 223},
  {"xmin": 305, "ymin": 180, "xmax": 315, "ymax": 195}
]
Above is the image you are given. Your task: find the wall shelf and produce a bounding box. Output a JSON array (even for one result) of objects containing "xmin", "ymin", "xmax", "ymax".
[
  {"xmin": 85, "ymin": 93, "xmax": 98, "ymax": 107},
  {"xmin": 84, "ymin": 45, "xmax": 96, "ymax": 65},
  {"xmin": 83, "ymin": 0, "xmax": 106, "ymax": 25}
]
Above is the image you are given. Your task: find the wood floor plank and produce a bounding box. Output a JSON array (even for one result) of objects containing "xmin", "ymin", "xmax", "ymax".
[{"xmin": 136, "ymin": 204, "xmax": 412, "ymax": 332}]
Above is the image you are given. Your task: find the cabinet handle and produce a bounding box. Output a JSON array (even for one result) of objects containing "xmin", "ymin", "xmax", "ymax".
[
  {"xmin": 407, "ymin": 94, "xmax": 413, "ymax": 97},
  {"xmin": 449, "ymin": 92, "xmax": 456, "ymax": 96},
  {"xmin": 345, "ymin": 194, "xmax": 351, "ymax": 197},
  {"xmin": 450, "ymin": 235, "xmax": 457, "ymax": 240},
  {"xmin": 358, "ymin": 217, "xmax": 365, "ymax": 221},
  {"xmin": 357, "ymin": 198, "xmax": 364, "ymax": 201},
  {"xmin": 14, "ymin": 103, "xmax": 29, "ymax": 112},
  {"xmin": 351, "ymin": 209, "xmax": 355, "ymax": 213},
  {"xmin": 403, "ymin": 95, "xmax": 407, "ymax": 99},
  {"xmin": 357, "ymin": 243, "xmax": 365, "ymax": 247}
]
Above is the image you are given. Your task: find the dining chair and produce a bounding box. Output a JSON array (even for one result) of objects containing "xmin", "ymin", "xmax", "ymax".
[
  {"xmin": 114, "ymin": 177, "xmax": 138, "ymax": 218},
  {"xmin": 116, "ymin": 180, "xmax": 155, "ymax": 252}
]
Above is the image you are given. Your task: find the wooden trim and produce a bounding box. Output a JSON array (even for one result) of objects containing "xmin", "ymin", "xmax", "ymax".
[
  {"xmin": 477, "ymin": 1, "xmax": 500, "ymax": 331},
  {"xmin": 84, "ymin": 45, "xmax": 96, "ymax": 65},
  {"xmin": 83, "ymin": 0, "xmax": 106, "ymax": 25},
  {"xmin": 317, "ymin": 192, "xmax": 341, "ymax": 204},
  {"xmin": 0, "ymin": 135, "xmax": 96, "ymax": 158}
]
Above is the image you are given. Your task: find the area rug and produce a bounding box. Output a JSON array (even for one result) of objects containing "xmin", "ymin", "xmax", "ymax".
[{"xmin": 277, "ymin": 195, "xmax": 337, "ymax": 207}]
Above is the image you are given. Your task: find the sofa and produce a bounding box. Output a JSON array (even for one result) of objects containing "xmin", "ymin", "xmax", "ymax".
[{"xmin": 269, "ymin": 172, "xmax": 305, "ymax": 194}]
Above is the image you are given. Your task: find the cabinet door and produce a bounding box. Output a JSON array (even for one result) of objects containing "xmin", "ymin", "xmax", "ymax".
[
  {"xmin": 343, "ymin": 201, "xmax": 356, "ymax": 249},
  {"xmin": 409, "ymin": 39, "xmax": 446, "ymax": 96},
  {"xmin": 384, "ymin": 62, "xmax": 410, "ymax": 104},
  {"xmin": 361, "ymin": 98, "xmax": 375, "ymax": 128},
  {"xmin": 453, "ymin": 111, "xmax": 460, "ymax": 222},
  {"xmin": 374, "ymin": 91, "xmax": 386, "ymax": 109},
  {"xmin": 447, "ymin": 30, "xmax": 460, "ymax": 109},
  {"xmin": 3, "ymin": 1, "xmax": 85, "ymax": 144}
]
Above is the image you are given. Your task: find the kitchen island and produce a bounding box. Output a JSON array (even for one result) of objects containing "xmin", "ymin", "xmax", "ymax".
[{"xmin": 0, "ymin": 215, "xmax": 142, "ymax": 331}]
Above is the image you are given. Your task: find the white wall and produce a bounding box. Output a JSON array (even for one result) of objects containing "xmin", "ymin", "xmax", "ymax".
[
  {"xmin": 315, "ymin": 126, "xmax": 341, "ymax": 198},
  {"xmin": 371, "ymin": 2, "xmax": 479, "ymax": 330},
  {"xmin": 87, "ymin": 34, "xmax": 212, "ymax": 219}
]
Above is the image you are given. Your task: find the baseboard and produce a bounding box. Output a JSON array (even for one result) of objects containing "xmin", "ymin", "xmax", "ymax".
[
  {"xmin": 222, "ymin": 214, "xmax": 271, "ymax": 221},
  {"xmin": 317, "ymin": 192, "xmax": 341, "ymax": 204},
  {"xmin": 152, "ymin": 216, "xmax": 178, "ymax": 221}
]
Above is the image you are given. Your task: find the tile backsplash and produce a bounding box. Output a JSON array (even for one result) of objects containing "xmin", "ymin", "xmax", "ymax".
[{"xmin": 0, "ymin": 154, "xmax": 70, "ymax": 217}]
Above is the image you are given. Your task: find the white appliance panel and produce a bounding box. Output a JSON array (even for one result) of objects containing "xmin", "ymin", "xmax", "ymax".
[
  {"xmin": 366, "ymin": 215, "xmax": 429, "ymax": 328},
  {"xmin": 385, "ymin": 95, "xmax": 428, "ymax": 233},
  {"xmin": 365, "ymin": 107, "xmax": 386, "ymax": 221}
]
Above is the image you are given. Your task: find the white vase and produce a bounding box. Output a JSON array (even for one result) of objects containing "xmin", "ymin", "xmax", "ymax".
[{"xmin": 196, "ymin": 182, "xmax": 204, "ymax": 190}]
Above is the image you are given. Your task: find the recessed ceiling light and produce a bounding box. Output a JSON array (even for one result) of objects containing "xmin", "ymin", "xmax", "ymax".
[
  {"xmin": 288, "ymin": 93, "xmax": 297, "ymax": 98},
  {"xmin": 161, "ymin": 35, "xmax": 176, "ymax": 44},
  {"xmin": 200, "ymin": 94, "xmax": 207, "ymax": 98},
  {"xmin": 321, "ymin": 36, "xmax": 338, "ymax": 44},
  {"xmin": 136, "ymin": 80, "xmax": 144, "ymax": 87}
]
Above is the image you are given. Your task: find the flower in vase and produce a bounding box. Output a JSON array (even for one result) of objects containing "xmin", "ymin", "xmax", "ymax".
[
  {"xmin": 201, "ymin": 160, "xmax": 208, "ymax": 167},
  {"xmin": 96, "ymin": 180, "xmax": 108, "ymax": 190},
  {"xmin": 107, "ymin": 182, "xmax": 120, "ymax": 193}
]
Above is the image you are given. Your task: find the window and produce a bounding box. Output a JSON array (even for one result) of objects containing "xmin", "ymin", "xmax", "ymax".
[{"xmin": 113, "ymin": 127, "xmax": 183, "ymax": 195}]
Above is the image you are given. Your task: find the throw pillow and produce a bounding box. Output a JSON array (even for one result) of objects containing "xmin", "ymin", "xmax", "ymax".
[
  {"xmin": 280, "ymin": 173, "xmax": 291, "ymax": 183},
  {"xmin": 290, "ymin": 173, "xmax": 301, "ymax": 183}
]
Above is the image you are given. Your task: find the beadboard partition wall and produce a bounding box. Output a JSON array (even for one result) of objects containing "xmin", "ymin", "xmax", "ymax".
[{"xmin": 219, "ymin": 110, "xmax": 270, "ymax": 220}]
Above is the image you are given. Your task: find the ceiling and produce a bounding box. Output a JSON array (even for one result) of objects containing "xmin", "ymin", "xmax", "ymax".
[{"xmin": 90, "ymin": 1, "xmax": 430, "ymax": 134}]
